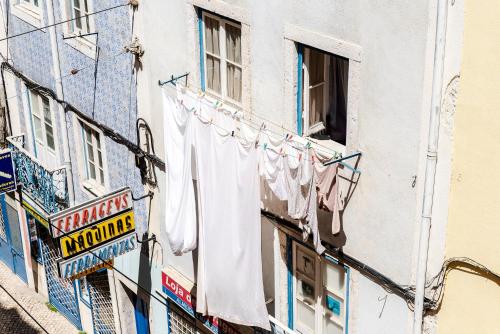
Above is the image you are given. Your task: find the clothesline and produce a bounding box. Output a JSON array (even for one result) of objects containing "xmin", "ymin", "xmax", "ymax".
[
  {"xmin": 161, "ymin": 83, "xmax": 361, "ymax": 170},
  {"xmin": 171, "ymin": 87, "xmax": 337, "ymax": 166},
  {"xmin": 160, "ymin": 78, "xmax": 344, "ymax": 159}
]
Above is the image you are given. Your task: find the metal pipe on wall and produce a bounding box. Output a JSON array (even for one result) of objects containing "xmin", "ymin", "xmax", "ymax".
[
  {"xmin": 413, "ymin": 0, "xmax": 449, "ymax": 332},
  {"xmin": 45, "ymin": 0, "xmax": 75, "ymax": 205}
]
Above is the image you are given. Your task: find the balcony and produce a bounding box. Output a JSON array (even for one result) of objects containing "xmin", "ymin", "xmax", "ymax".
[{"xmin": 7, "ymin": 135, "xmax": 69, "ymax": 214}]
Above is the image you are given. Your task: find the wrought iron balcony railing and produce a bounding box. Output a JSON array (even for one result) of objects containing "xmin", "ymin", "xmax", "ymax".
[{"xmin": 7, "ymin": 135, "xmax": 69, "ymax": 214}]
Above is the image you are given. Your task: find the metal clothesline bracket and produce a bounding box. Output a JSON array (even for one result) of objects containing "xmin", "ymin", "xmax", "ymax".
[
  {"xmin": 158, "ymin": 72, "xmax": 189, "ymax": 86},
  {"xmin": 324, "ymin": 152, "xmax": 362, "ymax": 173}
]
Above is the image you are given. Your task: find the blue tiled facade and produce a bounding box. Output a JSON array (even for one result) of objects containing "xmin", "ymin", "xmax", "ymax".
[{"xmin": 7, "ymin": 0, "xmax": 147, "ymax": 233}]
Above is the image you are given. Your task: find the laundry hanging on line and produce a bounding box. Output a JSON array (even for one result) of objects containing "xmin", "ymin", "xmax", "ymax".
[{"xmin": 162, "ymin": 90, "xmax": 197, "ymax": 255}]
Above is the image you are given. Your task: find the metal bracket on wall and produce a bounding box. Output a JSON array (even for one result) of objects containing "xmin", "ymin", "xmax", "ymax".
[
  {"xmin": 158, "ymin": 73, "xmax": 189, "ymax": 86},
  {"xmin": 324, "ymin": 152, "xmax": 362, "ymax": 173}
]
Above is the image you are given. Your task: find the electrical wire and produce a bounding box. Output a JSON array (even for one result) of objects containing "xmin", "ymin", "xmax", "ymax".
[
  {"xmin": 0, "ymin": 2, "xmax": 130, "ymax": 43},
  {"xmin": 2, "ymin": 61, "xmax": 165, "ymax": 170},
  {"xmin": 0, "ymin": 283, "xmax": 51, "ymax": 334},
  {"xmin": 3, "ymin": 50, "xmax": 127, "ymax": 102},
  {"xmin": 422, "ymin": 257, "xmax": 500, "ymax": 312}
]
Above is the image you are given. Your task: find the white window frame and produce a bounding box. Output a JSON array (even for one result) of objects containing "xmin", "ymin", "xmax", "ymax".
[
  {"xmin": 28, "ymin": 90, "xmax": 56, "ymax": 153},
  {"xmin": 75, "ymin": 117, "xmax": 108, "ymax": 196},
  {"xmin": 11, "ymin": 0, "xmax": 43, "ymax": 28},
  {"xmin": 60, "ymin": 0, "xmax": 97, "ymax": 59},
  {"xmin": 201, "ymin": 11, "xmax": 242, "ymax": 106},
  {"xmin": 68, "ymin": 0, "xmax": 93, "ymax": 36},
  {"xmin": 293, "ymin": 242, "xmax": 348, "ymax": 334}
]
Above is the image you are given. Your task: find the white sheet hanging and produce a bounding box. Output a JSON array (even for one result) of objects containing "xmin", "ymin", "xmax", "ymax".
[
  {"xmin": 162, "ymin": 90, "xmax": 197, "ymax": 255},
  {"xmin": 194, "ymin": 103, "xmax": 270, "ymax": 330}
]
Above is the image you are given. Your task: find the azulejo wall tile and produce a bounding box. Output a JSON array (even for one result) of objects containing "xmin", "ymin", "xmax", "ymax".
[{"xmin": 8, "ymin": 0, "xmax": 147, "ymax": 229}]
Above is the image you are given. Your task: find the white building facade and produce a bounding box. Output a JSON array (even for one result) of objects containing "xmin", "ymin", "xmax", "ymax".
[{"xmin": 118, "ymin": 0, "xmax": 468, "ymax": 333}]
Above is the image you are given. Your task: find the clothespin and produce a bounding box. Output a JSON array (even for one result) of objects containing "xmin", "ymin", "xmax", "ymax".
[
  {"xmin": 279, "ymin": 147, "xmax": 284, "ymax": 155},
  {"xmin": 231, "ymin": 130, "xmax": 235, "ymax": 137},
  {"xmin": 298, "ymin": 153, "xmax": 302, "ymax": 161},
  {"xmin": 263, "ymin": 143, "xmax": 268, "ymax": 150},
  {"xmin": 260, "ymin": 122, "xmax": 266, "ymax": 131},
  {"xmin": 210, "ymin": 118, "xmax": 213, "ymax": 125},
  {"xmin": 312, "ymin": 155, "xmax": 316, "ymax": 164},
  {"xmin": 305, "ymin": 142, "xmax": 312, "ymax": 149}
]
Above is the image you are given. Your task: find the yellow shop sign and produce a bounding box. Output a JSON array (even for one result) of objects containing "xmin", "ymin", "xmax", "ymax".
[{"xmin": 59, "ymin": 210, "xmax": 135, "ymax": 259}]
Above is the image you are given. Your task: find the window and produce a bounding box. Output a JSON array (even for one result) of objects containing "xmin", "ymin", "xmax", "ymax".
[
  {"xmin": 21, "ymin": 0, "xmax": 39, "ymax": 7},
  {"xmin": 201, "ymin": 12, "xmax": 242, "ymax": 103},
  {"xmin": 293, "ymin": 243, "xmax": 348, "ymax": 334},
  {"xmin": 69, "ymin": 0, "xmax": 92, "ymax": 35},
  {"xmin": 300, "ymin": 46, "xmax": 349, "ymax": 145},
  {"xmin": 12, "ymin": 0, "xmax": 43, "ymax": 28},
  {"xmin": 28, "ymin": 90, "xmax": 56, "ymax": 153},
  {"xmin": 81, "ymin": 122, "xmax": 105, "ymax": 187}
]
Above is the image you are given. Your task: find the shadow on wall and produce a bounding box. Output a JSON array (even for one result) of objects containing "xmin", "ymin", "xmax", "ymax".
[{"xmin": 0, "ymin": 303, "xmax": 44, "ymax": 333}]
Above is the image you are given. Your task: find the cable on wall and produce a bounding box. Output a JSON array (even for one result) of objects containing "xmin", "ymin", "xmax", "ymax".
[
  {"xmin": 0, "ymin": 2, "xmax": 131, "ymax": 43},
  {"xmin": 1, "ymin": 61, "xmax": 165, "ymax": 170}
]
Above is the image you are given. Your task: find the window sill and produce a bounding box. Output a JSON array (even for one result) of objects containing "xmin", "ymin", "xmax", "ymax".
[
  {"xmin": 11, "ymin": 3, "xmax": 43, "ymax": 28},
  {"xmin": 81, "ymin": 180, "xmax": 106, "ymax": 198},
  {"xmin": 64, "ymin": 34, "xmax": 97, "ymax": 59}
]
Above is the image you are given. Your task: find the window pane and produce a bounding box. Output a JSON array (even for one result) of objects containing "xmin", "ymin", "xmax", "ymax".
[
  {"xmin": 87, "ymin": 143, "xmax": 94, "ymax": 162},
  {"xmin": 46, "ymin": 128, "xmax": 55, "ymax": 150},
  {"xmin": 206, "ymin": 55, "xmax": 221, "ymax": 93},
  {"xmin": 97, "ymin": 151, "xmax": 103, "ymax": 169},
  {"xmin": 326, "ymin": 55, "xmax": 349, "ymax": 145},
  {"xmin": 33, "ymin": 0, "xmax": 39, "ymax": 7},
  {"xmin": 42, "ymin": 97, "xmax": 52, "ymax": 124},
  {"xmin": 309, "ymin": 49, "xmax": 325, "ymax": 85},
  {"xmin": 204, "ymin": 16, "xmax": 220, "ymax": 55},
  {"xmin": 33, "ymin": 116, "xmax": 43, "ymax": 141},
  {"xmin": 226, "ymin": 64, "xmax": 241, "ymax": 102},
  {"xmin": 225, "ymin": 24, "xmax": 241, "ymax": 64},
  {"xmin": 95, "ymin": 132, "xmax": 101, "ymax": 148},
  {"xmin": 99, "ymin": 169, "xmax": 104, "ymax": 185},
  {"xmin": 30, "ymin": 92, "xmax": 40, "ymax": 116},
  {"xmin": 74, "ymin": 9, "xmax": 82, "ymax": 29},
  {"xmin": 325, "ymin": 292, "xmax": 344, "ymax": 320},
  {"xmin": 323, "ymin": 318, "xmax": 343, "ymax": 334},
  {"xmin": 89, "ymin": 162, "xmax": 96, "ymax": 179},
  {"xmin": 309, "ymin": 85, "xmax": 324, "ymax": 126},
  {"xmin": 297, "ymin": 275, "xmax": 315, "ymax": 304},
  {"xmin": 296, "ymin": 300, "xmax": 315, "ymax": 334},
  {"xmin": 324, "ymin": 263, "xmax": 345, "ymax": 293},
  {"xmin": 296, "ymin": 248, "xmax": 315, "ymax": 279}
]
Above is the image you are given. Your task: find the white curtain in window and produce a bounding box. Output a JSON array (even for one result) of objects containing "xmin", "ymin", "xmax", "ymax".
[
  {"xmin": 225, "ymin": 24, "xmax": 242, "ymax": 101},
  {"xmin": 205, "ymin": 17, "xmax": 221, "ymax": 93}
]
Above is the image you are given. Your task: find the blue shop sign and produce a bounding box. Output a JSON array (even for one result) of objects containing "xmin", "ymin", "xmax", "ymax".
[{"xmin": 0, "ymin": 151, "xmax": 17, "ymax": 194}]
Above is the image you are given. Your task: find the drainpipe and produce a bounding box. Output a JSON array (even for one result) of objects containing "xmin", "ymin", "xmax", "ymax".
[
  {"xmin": 413, "ymin": 0, "xmax": 449, "ymax": 332},
  {"xmin": 46, "ymin": 0, "xmax": 75, "ymax": 205}
]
